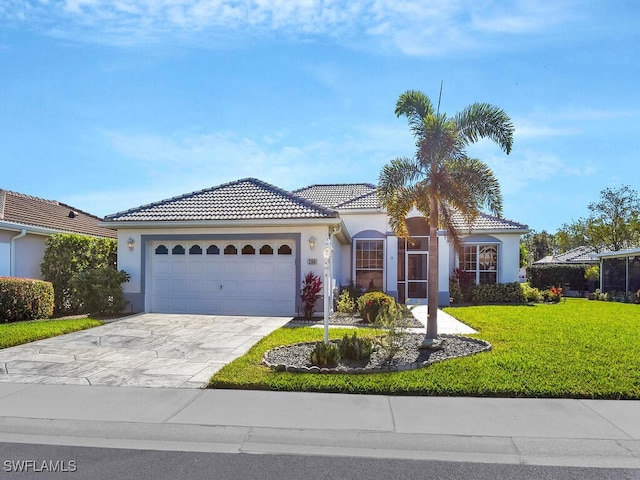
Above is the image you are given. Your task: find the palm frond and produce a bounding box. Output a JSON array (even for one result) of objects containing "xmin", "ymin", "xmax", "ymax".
[
  {"xmin": 455, "ymin": 103, "xmax": 514, "ymax": 154},
  {"xmin": 395, "ymin": 90, "xmax": 435, "ymax": 138}
]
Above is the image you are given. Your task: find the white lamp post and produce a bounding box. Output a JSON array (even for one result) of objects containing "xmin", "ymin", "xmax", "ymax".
[{"xmin": 322, "ymin": 238, "xmax": 333, "ymax": 344}]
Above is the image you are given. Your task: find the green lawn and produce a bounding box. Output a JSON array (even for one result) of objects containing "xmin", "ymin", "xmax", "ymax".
[
  {"xmin": 210, "ymin": 298, "xmax": 640, "ymax": 398},
  {"xmin": 0, "ymin": 318, "xmax": 104, "ymax": 349}
]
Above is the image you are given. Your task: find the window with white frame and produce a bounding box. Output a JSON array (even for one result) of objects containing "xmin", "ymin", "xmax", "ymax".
[
  {"xmin": 462, "ymin": 244, "xmax": 498, "ymax": 285},
  {"xmin": 355, "ymin": 240, "xmax": 384, "ymax": 290}
]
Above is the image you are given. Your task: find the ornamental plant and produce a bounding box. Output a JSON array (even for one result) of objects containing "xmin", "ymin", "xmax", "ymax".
[
  {"xmin": 357, "ymin": 291, "xmax": 394, "ymax": 323},
  {"xmin": 309, "ymin": 341, "xmax": 341, "ymax": 368},
  {"xmin": 300, "ymin": 271, "xmax": 322, "ymax": 319},
  {"xmin": 542, "ymin": 286, "xmax": 563, "ymax": 303},
  {"xmin": 0, "ymin": 277, "xmax": 54, "ymax": 322}
]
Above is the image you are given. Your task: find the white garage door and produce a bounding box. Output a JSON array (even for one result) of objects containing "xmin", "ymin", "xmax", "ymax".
[{"xmin": 148, "ymin": 240, "xmax": 296, "ymax": 316}]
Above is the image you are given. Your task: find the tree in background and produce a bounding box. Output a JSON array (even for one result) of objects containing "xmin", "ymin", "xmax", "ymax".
[
  {"xmin": 378, "ymin": 89, "xmax": 513, "ymax": 346},
  {"xmin": 522, "ymin": 230, "xmax": 557, "ymax": 262},
  {"xmin": 557, "ymin": 185, "xmax": 640, "ymax": 253}
]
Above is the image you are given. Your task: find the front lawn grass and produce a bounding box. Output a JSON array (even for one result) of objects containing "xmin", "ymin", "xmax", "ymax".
[
  {"xmin": 0, "ymin": 318, "xmax": 104, "ymax": 349},
  {"xmin": 210, "ymin": 298, "xmax": 640, "ymax": 398}
]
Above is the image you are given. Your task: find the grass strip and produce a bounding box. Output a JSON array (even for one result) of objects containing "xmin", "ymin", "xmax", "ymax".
[{"xmin": 0, "ymin": 318, "xmax": 104, "ymax": 349}]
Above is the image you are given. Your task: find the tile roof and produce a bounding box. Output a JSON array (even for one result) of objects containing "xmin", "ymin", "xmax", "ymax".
[
  {"xmin": 295, "ymin": 183, "xmax": 527, "ymax": 230},
  {"xmin": 533, "ymin": 246, "xmax": 599, "ymax": 264},
  {"xmin": 293, "ymin": 183, "xmax": 378, "ymax": 209},
  {"xmin": 449, "ymin": 212, "xmax": 529, "ymax": 232},
  {"xmin": 0, "ymin": 190, "xmax": 116, "ymax": 238},
  {"xmin": 105, "ymin": 178, "xmax": 339, "ymax": 222}
]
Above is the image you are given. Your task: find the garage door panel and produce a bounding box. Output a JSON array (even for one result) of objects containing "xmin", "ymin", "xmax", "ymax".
[
  {"xmin": 188, "ymin": 261, "xmax": 205, "ymax": 275},
  {"xmin": 149, "ymin": 240, "xmax": 295, "ymax": 315}
]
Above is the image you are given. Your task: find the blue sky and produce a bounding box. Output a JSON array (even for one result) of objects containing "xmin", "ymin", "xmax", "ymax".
[{"xmin": 0, "ymin": 1, "xmax": 638, "ymax": 233}]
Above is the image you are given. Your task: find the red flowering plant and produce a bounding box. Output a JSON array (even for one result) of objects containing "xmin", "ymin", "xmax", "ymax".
[
  {"xmin": 300, "ymin": 272, "xmax": 322, "ymax": 319},
  {"xmin": 543, "ymin": 286, "xmax": 563, "ymax": 303}
]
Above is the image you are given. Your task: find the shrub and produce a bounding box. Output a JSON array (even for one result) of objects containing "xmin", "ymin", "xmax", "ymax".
[
  {"xmin": 471, "ymin": 282, "xmax": 526, "ymax": 305},
  {"xmin": 300, "ymin": 272, "xmax": 322, "ymax": 319},
  {"xmin": 41, "ymin": 233, "xmax": 117, "ymax": 315},
  {"xmin": 0, "ymin": 278, "xmax": 54, "ymax": 322},
  {"xmin": 585, "ymin": 265, "xmax": 600, "ymax": 283},
  {"xmin": 521, "ymin": 282, "xmax": 542, "ymax": 303},
  {"xmin": 542, "ymin": 286, "xmax": 562, "ymax": 303},
  {"xmin": 527, "ymin": 264, "xmax": 588, "ymax": 291},
  {"xmin": 339, "ymin": 332, "xmax": 374, "ymax": 361},
  {"xmin": 309, "ymin": 341, "xmax": 341, "ymax": 368},
  {"xmin": 336, "ymin": 289, "xmax": 357, "ymax": 314},
  {"xmin": 357, "ymin": 291, "xmax": 394, "ymax": 323},
  {"xmin": 70, "ymin": 268, "xmax": 130, "ymax": 316},
  {"xmin": 374, "ymin": 302, "xmax": 412, "ymax": 361},
  {"xmin": 449, "ymin": 278, "xmax": 464, "ymax": 305},
  {"xmin": 452, "ymin": 268, "xmax": 473, "ymax": 302}
]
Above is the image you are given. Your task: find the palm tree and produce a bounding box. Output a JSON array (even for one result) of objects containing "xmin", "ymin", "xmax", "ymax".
[{"xmin": 378, "ymin": 89, "xmax": 514, "ymax": 347}]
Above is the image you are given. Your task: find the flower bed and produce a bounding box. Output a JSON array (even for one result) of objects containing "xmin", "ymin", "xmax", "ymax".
[{"xmin": 262, "ymin": 334, "xmax": 491, "ymax": 374}]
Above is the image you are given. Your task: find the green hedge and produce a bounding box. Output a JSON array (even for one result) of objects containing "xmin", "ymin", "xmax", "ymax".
[
  {"xmin": 70, "ymin": 268, "xmax": 130, "ymax": 316},
  {"xmin": 527, "ymin": 264, "xmax": 588, "ymax": 290},
  {"xmin": 471, "ymin": 282, "xmax": 526, "ymax": 305},
  {"xmin": 0, "ymin": 278, "xmax": 54, "ymax": 322},
  {"xmin": 41, "ymin": 233, "xmax": 117, "ymax": 314}
]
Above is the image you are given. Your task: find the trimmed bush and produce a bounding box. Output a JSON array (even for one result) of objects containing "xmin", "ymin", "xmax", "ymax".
[
  {"xmin": 41, "ymin": 233, "xmax": 117, "ymax": 315},
  {"xmin": 70, "ymin": 268, "xmax": 130, "ymax": 316},
  {"xmin": 527, "ymin": 264, "xmax": 588, "ymax": 291},
  {"xmin": 471, "ymin": 282, "xmax": 526, "ymax": 305},
  {"xmin": 357, "ymin": 291, "xmax": 394, "ymax": 323},
  {"xmin": 0, "ymin": 277, "xmax": 54, "ymax": 322},
  {"xmin": 521, "ymin": 282, "xmax": 542, "ymax": 303}
]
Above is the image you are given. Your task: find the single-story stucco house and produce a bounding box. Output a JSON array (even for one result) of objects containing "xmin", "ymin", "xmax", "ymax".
[
  {"xmin": 0, "ymin": 189, "xmax": 116, "ymax": 279},
  {"xmin": 102, "ymin": 178, "xmax": 529, "ymax": 316},
  {"xmin": 532, "ymin": 245, "xmax": 599, "ymax": 266}
]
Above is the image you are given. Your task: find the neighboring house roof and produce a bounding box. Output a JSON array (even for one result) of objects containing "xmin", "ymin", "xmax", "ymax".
[
  {"xmin": 104, "ymin": 178, "xmax": 339, "ymax": 222},
  {"xmin": 293, "ymin": 183, "xmax": 378, "ymax": 209},
  {"xmin": 0, "ymin": 189, "xmax": 116, "ymax": 238},
  {"xmin": 533, "ymin": 246, "xmax": 599, "ymax": 265}
]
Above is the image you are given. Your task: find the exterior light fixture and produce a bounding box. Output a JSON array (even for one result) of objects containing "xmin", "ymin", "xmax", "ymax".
[
  {"xmin": 127, "ymin": 237, "xmax": 135, "ymax": 251},
  {"xmin": 308, "ymin": 236, "xmax": 316, "ymax": 250}
]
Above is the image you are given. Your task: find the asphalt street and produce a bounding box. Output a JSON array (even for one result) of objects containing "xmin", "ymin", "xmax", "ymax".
[{"xmin": 2, "ymin": 442, "xmax": 639, "ymax": 480}]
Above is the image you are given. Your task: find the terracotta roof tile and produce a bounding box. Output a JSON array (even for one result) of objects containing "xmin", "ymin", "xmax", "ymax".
[
  {"xmin": 0, "ymin": 190, "xmax": 116, "ymax": 238},
  {"xmin": 293, "ymin": 183, "xmax": 378, "ymax": 209},
  {"xmin": 105, "ymin": 178, "xmax": 338, "ymax": 222},
  {"xmin": 294, "ymin": 183, "xmax": 528, "ymax": 231}
]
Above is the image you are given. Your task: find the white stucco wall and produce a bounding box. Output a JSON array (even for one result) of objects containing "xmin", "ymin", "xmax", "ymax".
[
  {"xmin": 0, "ymin": 231, "xmax": 47, "ymax": 279},
  {"xmin": 14, "ymin": 234, "xmax": 47, "ymax": 279}
]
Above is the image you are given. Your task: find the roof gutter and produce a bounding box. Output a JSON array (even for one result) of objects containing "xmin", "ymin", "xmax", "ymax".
[
  {"xmin": 10, "ymin": 229, "xmax": 27, "ymax": 277},
  {"xmin": 99, "ymin": 217, "xmax": 344, "ymax": 229}
]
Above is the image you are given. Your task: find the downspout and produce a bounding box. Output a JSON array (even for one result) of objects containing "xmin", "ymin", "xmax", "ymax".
[{"xmin": 10, "ymin": 229, "xmax": 27, "ymax": 277}]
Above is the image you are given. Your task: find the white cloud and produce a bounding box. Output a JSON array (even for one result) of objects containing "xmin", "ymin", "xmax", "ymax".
[
  {"xmin": 101, "ymin": 122, "xmax": 412, "ymax": 199},
  {"xmin": 4, "ymin": 0, "xmax": 580, "ymax": 55}
]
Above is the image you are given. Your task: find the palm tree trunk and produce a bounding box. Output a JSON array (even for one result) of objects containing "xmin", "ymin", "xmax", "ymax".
[{"xmin": 426, "ymin": 195, "xmax": 439, "ymax": 341}]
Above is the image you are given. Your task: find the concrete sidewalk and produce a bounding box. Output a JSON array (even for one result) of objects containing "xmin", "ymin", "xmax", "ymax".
[{"xmin": 0, "ymin": 383, "xmax": 639, "ymax": 468}]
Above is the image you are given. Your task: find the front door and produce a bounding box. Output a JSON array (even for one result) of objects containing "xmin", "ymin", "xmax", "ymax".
[{"xmin": 407, "ymin": 251, "xmax": 428, "ymax": 300}]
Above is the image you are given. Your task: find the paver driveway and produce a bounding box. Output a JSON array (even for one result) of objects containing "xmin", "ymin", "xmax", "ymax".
[{"xmin": 0, "ymin": 314, "xmax": 292, "ymax": 388}]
